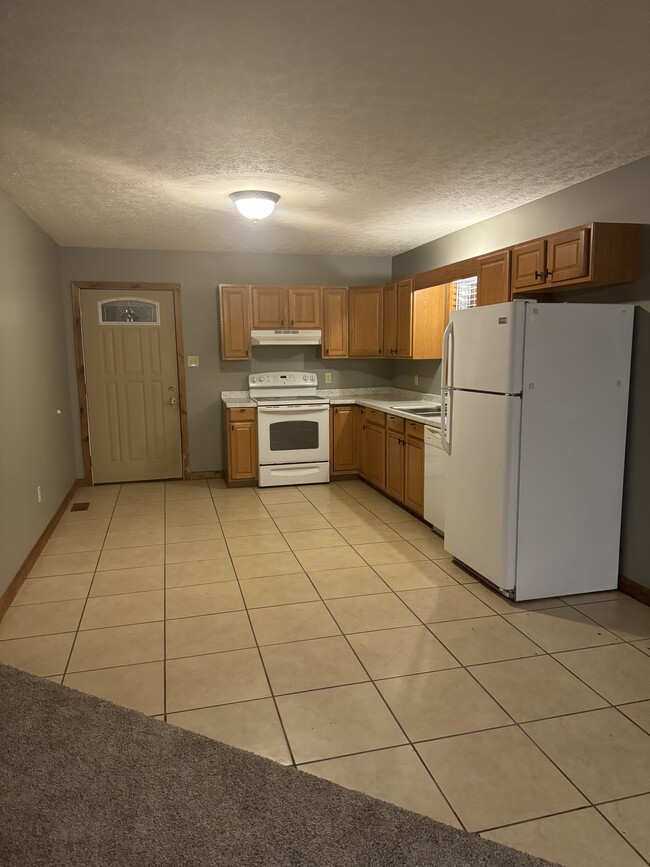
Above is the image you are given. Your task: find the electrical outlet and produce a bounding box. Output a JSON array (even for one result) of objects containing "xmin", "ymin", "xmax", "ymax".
[
  {"xmin": 325, "ymin": 373, "xmax": 332, "ymax": 384},
  {"xmin": 37, "ymin": 486, "xmax": 42, "ymax": 503},
  {"xmin": 187, "ymin": 355, "xmax": 200, "ymax": 367},
  {"xmin": 414, "ymin": 374, "xmax": 419, "ymax": 385}
]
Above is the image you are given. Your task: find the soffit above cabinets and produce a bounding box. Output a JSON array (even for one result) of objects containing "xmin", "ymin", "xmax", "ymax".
[{"xmin": 0, "ymin": 1, "xmax": 647, "ymax": 255}]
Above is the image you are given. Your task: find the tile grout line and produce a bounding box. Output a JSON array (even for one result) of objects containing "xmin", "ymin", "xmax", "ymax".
[{"xmin": 60, "ymin": 486, "xmax": 122, "ymax": 681}]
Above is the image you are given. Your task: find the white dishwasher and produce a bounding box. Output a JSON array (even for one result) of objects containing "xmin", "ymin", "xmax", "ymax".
[{"xmin": 424, "ymin": 425, "xmax": 447, "ymax": 536}]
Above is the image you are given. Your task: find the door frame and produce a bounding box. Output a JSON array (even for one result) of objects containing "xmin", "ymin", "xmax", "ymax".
[{"xmin": 71, "ymin": 281, "xmax": 191, "ymax": 484}]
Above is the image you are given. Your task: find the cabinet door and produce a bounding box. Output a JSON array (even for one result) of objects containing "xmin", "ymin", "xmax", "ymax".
[
  {"xmin": 411, "ymin": 283, "xmax": 448, "ymax": 359},
  {"xmin": 322, "ymin": 288, "xmax": 348, "ymax": 358},
  {"xmin": 477, "ymin": 251, "xmax": 511, "ymax": 306},
  {"xmin": 331, "ymin": 406, "xmax": 359, "ymax": 472},
  {"xmin": 252, "ymin": 286, "xmax": 287, "ymax": 328},
  {"xmin": 349, "ymin": 286, "xmax": 384, "ymax": 357},
  {"xmin": 229, "ymin": 421, "xmax": 257, "ymax": 480},
  {"xmin": 361, "ymin": 422, "xmax": 386, "ymax": 489},
  {"xmin": 385, "ymin": 431, "xmax": 405, "ymax": 502},
  {"xmin": 547, "ymin": 227, "xmax": 590, "ymax": 284},
  {"xmin": 511, "ymin": 240, "xmax": 547, "ymax": 290},
  {"xmin": 220, "ymin": 285, "xmax": 251, "ymax": 360},
  {"xmin": 288, "ymin": 287, "xmax": 321, "ymax": 328},
  {"xmin": 404, "ymin": 437, "xmax": 424, "ymax": 515},
  {"xmin": 383, "ymin": 283, "xmax": 397, "ymax": 356},
  {"xmin": 396, "ymin": 279, "xmax": 413, "ymax": 357}
]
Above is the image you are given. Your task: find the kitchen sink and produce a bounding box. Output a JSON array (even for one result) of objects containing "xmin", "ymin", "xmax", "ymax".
[{"xmin": 391, "ymin": 405, "xmax": 441, "ymax": 417}]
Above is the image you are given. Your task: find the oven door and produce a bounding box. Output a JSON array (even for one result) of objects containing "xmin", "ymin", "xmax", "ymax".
[{"xmin": 257, "ymin": 405, "xmax": 329, "ymax": 465}]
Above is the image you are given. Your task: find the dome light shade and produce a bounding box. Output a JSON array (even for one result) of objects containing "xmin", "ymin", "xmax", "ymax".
[{"xmin": 229, "ymin": 190, "xmax": 280, "ymax": 220}]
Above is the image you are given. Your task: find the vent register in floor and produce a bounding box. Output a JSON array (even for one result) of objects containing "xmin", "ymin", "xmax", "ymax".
[{"xmin": 1, "ymin": 479, "xmax": 649, "ymax": 867}]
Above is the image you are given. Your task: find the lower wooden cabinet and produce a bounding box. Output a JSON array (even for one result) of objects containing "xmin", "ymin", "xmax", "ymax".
[
  {"xmin": 384, "ymin": 421, "xmax": 424, "ymax": 516},
  {"xmin": 359, "ymin": 415, "xmax": 386, "ymax": 489},
  {"xmin": 225, "ymin": 408, "xmax": 257, "ymax": 485},
  {"xmin": 385, "ymin": 430, "xmax": 405, "ymax": 501},
  {"xmin": 331, "ymin": 405, "xmax": 359, "ymax": 473},
  {"xmin": 404, "ymin": 435, "xmax": 424, "ymax": 514}
]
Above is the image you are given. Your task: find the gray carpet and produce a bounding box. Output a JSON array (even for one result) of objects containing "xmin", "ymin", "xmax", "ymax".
[{"xmin": 0, "ymin": 665, "xmax": 557, "ymax": 866}]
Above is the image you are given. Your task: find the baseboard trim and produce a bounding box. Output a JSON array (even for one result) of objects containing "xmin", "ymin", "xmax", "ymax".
[
  {"xmin": 0, "ymin": 479, "xmax": 80, "ymax": 622},
  {"xmin": 619, "ymin": 574, "xmax": 650, "ymax": 606}
]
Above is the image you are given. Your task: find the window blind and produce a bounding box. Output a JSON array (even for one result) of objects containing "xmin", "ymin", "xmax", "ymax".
[{"xmin": 452, "ymin": 277, "xmax": 478, "ymax": 310}]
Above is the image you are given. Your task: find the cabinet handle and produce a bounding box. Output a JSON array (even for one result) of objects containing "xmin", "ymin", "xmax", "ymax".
[
  {"xmin": 544, "ymin": 269, "xmax": 553, "ymax": 279},
  {"xmin": 362, "ymin": 424, "xmax": 366, "ymax": 430},
  {"xmin": 534, "ymin": 270, "xmax": 545, "ymax": 280},
  {"xmin": 378, "ymin": 348, "xmax": 382, "ymax": 355},
  {"xmin": 290, "ymin": 319, "xmax": 294, "ymax": 326}
]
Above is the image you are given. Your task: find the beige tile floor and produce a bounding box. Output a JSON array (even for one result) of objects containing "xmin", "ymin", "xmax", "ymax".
[{"xmin": 2, "ymin": 477, "xmax": 650, "ymax": 866}]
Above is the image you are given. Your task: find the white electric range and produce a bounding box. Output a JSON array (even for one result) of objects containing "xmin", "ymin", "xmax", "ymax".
[{"xmin": 249, "ymin": 372, "xmax": 330, "ymax": 487}]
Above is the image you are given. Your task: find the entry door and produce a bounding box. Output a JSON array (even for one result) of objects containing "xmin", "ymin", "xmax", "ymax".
[{"xmin": 80, "ymin": 289, "xmax": 182, "ymax": 483}]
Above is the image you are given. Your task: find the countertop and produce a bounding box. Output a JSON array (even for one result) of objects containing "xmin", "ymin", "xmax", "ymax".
[{"xmin": 221, "ymin": 387, "xmax": 442, "ymax": 427}]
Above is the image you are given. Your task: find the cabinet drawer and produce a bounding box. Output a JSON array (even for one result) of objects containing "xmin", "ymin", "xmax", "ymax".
[
  {"xmin": 405, "ymin": 420, "xmax": 424, "ymax": 440},
  {"xmin": 228, "ymin": 407, "xmax": 256, "ymax": 422},
  {"xmin": 387, "ymin": 413, "xmax": 405, "ymax": 434},
  {"xmin": 360, "ymin": 407, "xmax": 386, "ymax": 427}
]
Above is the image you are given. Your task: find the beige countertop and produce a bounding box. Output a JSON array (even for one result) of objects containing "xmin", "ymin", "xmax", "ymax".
[{"xmin": 221, "ymin": 387, "xmax": 441, "ymax": 426}]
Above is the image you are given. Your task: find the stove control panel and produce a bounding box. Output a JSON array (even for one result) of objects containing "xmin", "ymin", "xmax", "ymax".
[{"xmin": 249, "ymin": 372, "xmax": 317, "ymax": 388}]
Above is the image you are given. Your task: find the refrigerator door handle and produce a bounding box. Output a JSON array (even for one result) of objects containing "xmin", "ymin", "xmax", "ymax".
[{"xmin": 440, "ymin": 320, "xmax": 454, "ymax": 454}]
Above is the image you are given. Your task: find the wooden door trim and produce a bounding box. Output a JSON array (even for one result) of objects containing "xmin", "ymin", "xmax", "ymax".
[{"xmin": 70, "ymin": 281, "xmax": 190, "ymax": 483}]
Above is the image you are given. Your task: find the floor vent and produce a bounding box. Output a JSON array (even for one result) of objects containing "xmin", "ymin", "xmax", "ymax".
[{"xmin": 70, "ymin": 502, "xmax": 90, "ymax": 512}]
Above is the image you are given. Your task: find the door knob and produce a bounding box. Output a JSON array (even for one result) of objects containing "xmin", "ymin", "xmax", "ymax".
[{"xmin": 169, "ymin": 397, "xmax": 177, "ymax": 405}]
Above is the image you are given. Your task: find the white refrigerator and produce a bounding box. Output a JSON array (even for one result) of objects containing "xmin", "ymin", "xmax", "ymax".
[{"xmin": 441, "ymin": 300, "xmax": 634, "ymax": 600}]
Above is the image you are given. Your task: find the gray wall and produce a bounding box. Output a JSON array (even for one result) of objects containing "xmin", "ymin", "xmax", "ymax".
[
  {"xmin": 0, "ymin": 191, "xmax": 76, "ymax": 596},
  {"xmin": 391, "ymin": 157, "xmax": 650, "ymax": 589},
  {"xmin": 59, "ymin": 248, "xmax": 392, "ymax": 475},
  {"xmin": 392, "ymin": 157, "xmax": 650, "ymax": 280}
]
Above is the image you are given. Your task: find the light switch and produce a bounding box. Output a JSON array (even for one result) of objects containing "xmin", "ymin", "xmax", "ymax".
[
  {"xmin": 325, "ymin": 373, "xmax": 332, "ymax": 384},
  {"xmin": 187, "ymin": 356, "xmax": 200, "ymax": 367}
]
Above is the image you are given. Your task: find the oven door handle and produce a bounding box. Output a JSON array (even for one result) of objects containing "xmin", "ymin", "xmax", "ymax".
[{"xmin": 258, "ymin": 405, "xmax": 328, "ymax": 413}]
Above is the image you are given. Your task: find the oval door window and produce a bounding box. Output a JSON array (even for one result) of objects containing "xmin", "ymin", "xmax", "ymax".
[{"xmin": 98, "ymin": 297, "xmax": 160, "ymax": 324}]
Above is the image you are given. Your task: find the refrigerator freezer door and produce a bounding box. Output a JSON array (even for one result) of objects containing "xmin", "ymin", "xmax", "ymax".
[
  {"xmin": 450, "ymin": 301, "xmax": 527, "ymax": 394},
  {"xmin": 444, "ymin": 390, "xmax": 521, "ymax": 591},
  {"xmin": 515, "ymin": 303, "xmax": 634, "ymax": 599}
]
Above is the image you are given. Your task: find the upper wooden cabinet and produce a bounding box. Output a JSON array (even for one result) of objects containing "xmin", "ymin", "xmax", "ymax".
[
  {"xmin": 383, "ymin": 278, "xmax": 447, "ymax": 359},
  {"xmin": 546, "ymin": 227, "xmax": 589, "ymax": 284},
  {"xmin": 288, "ymin": 287, "xmax": 321, "ymax": 328},
  {"xmin": 511, "ymin": 240, "xmax": 547, "ymax": 291},
  {"xmin": 511, "ymin": 223, "xmax": 639, "ymax": 295},
  {"xmin": 382, "ymin": 282, "xmax": 397, "ymax": 356},
  {"xmin": 252, "ymin": 286, "xmax": 287, "ymax": 328},
  {"xmin": 349, "ymin": 286, "xmax": 384, "ymax": 357},
  {"xmin": 396, "ymin": 279, "xmax": 414, "ymax": 357},
  {"xmin": 322, "ymin": 287, "xmax": 348, "ymax": 358},
  {"xmin": 251, "ymin": 286, "xmax": 321, "ymax": 329},
  {"xmin": 477, "ymin": 251, "xmax": 511, "ymax": 306},
  {"xmin": 219, "ymin": 285, "xmax": 251, "ymax": 360}
]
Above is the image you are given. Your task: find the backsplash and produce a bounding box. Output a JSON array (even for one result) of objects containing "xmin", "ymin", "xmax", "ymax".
[
  {"xmin": 215, "ymin": 346, "xmax": 392, "ymax": 391},
  {"xmin": 390, "ymin": 359, "xmax": 442, "ymax": 395}
]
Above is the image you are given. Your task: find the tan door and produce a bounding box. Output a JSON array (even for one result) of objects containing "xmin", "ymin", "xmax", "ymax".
[{"xmin": 80, "ymin": 289, "xmax": 182, "ymax": 483}]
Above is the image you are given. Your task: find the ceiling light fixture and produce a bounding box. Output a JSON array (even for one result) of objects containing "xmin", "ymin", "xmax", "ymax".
[{"xmin": 229, "ymin": 190, "xmax": 280, "ymax": 221}]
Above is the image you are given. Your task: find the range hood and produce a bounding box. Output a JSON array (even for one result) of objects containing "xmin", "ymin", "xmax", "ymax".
[{"xmin": 251, "ymin": 329, "xmax": 322, "ymax": 346}]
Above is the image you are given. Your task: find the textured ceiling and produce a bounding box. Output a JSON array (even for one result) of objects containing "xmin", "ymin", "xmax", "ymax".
[{"xmin": 0, "ymin": 0, "xmax": 648, "ymax": 255}]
